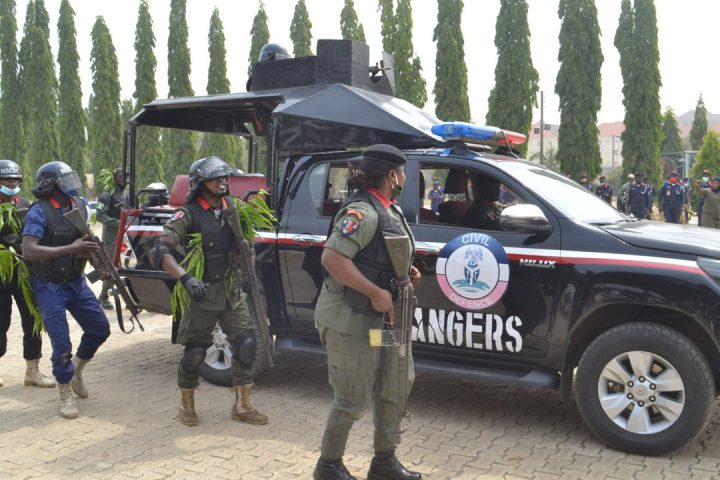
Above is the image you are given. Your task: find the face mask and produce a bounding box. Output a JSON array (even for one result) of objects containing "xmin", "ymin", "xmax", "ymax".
[
  {"xmin": 0, "ymin": 184, "xmax": 20, "ymax": 196},
  {"xmin": 703, "ymin": 176, "xmax": 709, "ymax": 182},
  {"xmin": 390, "ymin": 172, "xmax": 403, "ymax": 200}
]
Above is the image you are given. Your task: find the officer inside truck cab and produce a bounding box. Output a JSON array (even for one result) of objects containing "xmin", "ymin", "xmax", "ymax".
[
  {"xmin": 155, "ymin": 156, "xmax": 267, "ymax": 427},
  {"xmin": 463, "ymin": 174, "xmax": 503, "ymax": 230},
  {"xmin": 314, "ymin": 144, "xmax": 422, "ymax": 480}
]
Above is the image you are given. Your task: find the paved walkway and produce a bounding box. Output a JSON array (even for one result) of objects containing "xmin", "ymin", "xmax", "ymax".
[{"xmin": 2, "ymin": 302, "xmax": 720, "ymax": 479}]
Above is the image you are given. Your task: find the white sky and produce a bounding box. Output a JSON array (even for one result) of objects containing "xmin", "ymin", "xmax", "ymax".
[{"xmin": 15, "ymin": 0, "xmax": 720, "ymax": 125}]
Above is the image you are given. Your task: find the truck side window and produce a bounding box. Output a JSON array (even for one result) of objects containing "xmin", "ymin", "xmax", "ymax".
[
  {"xmin": 308, "ymin": 163, "xmax": 327, "ymax": 214},
  {"xmin": 320, "ymin": 164, "xmax": 351, "ymax": 217}
]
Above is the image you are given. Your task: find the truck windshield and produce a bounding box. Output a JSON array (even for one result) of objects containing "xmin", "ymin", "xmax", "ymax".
[{"xmin": 506, "ymin": 164, "xmax": 627, "ymax": 224}]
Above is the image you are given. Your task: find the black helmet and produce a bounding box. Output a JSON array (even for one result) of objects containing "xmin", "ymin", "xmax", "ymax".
[
  {"xmin": 186, "ymin": 156, "xmax": 232, "ymax": 202},
  {"xmin": 258, "ymin": 43, "xmax": 290, "ymax": 62},
  {"xmin": 0, "ymin": 159, "xmax": 22, "ymax": 179},
  {"xmin": 32, "ymin": 161, "xmax": 82, "ymax": 198}
]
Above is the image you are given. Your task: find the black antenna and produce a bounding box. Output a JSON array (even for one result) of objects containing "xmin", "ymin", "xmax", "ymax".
[{"xmin": 499, "ymin": 130, "xmax": 519, "ymax": 158}]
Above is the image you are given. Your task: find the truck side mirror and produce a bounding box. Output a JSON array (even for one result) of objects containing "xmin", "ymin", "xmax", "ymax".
[{"xmin": 499, "ymin": 204, "xmax": 552, "ymax": 235}]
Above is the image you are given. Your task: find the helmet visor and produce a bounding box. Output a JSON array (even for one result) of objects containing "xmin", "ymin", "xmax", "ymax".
[{"xmin": 57, "ymin": 171, "xmax": 83, "ymax": 197}]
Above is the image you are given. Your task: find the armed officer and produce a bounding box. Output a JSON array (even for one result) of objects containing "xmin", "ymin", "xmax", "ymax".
[
  {"xmin": 96, "ymin": 167, "xmax": 128, "ymax": 310},
  {"xmin": 693, "ymin": 176, "xmax": 720, "ymax": 229},
  {"xmin": 659, "ymin": 172, "xmax": 685, "ymax": 224},
  {"xmin": 156, "ymin": 156, "xmax": 267, "ymax": 427},
  {"xmin": 313, "ymin": 144, "xmax": 422, "ymax": 480},
  {"xmin": 627, "ymin": 173, "xmax": 651, "ymax": 219},
  {"xmin": 595, "ymin": 176, "xmax": 613, "ymax": 204},
  {"xmin": 21, "ymin": 161, "xmax": 111, "ymax": 419},
  {"xmin": 0, "ymin": 160, "xmax": 54, "ymax": 389}
]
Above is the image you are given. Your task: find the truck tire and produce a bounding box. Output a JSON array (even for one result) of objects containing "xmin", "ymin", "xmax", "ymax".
[
  {"xmin": 200, "ymin": 323, "xmax": 272, "ymax": 387},
  {"xmin": 575, "ymin": 322, "xmax": 715, "ymax": 455}
]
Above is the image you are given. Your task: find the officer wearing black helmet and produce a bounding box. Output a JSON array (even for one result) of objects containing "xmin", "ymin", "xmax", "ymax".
[
  {"xmin": 313, "ymin": 145, "xmax": 422, "ymax": 480},
  {"xmin": 156, "ymin": 156, "xmax": 267, "ymax": 427},
  {"xmin": 0, "ymin": 160, "xmax": 55, "ymax": 390},
  {"xmin": 246, "ymin": 43, "xmax": 291, "ymax": 91},
  {"xmin": 96, "ymin": 167, "xmax": 129, "ymax": 310},
  {"xmin": 21, "ymin": 161, "xmax": 111, "ymax": 419}
]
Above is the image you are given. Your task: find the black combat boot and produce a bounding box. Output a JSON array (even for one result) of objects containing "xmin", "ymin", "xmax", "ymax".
[
  {"xmin": 313, "ymin": 457, "xmax": 357, "ymax": 480},
  {"xmin": 367, "ymin": 450, "xmax": 422, "ymax": 480}
]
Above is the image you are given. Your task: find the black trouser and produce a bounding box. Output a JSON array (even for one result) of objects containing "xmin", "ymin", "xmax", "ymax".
[{"xmin": 0, "ymin": 273, "xmax": 42, "ymax": 360}]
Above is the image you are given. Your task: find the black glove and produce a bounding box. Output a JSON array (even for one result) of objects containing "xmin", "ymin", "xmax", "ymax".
[{"xmin": 180, "ymin": 273, "xmax": 208, "ymax": 302}]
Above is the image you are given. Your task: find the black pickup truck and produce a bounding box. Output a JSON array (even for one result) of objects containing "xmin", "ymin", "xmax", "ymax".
[{"xmin": 117, "ymin": 40, "xmax": 720, "ymax": 455}]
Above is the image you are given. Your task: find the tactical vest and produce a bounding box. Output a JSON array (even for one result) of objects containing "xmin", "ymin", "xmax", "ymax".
[
  {"xmin": 30, "ymin": 197, "xmax": 87, "ymax": 283},
  {"xmin": 332, "ymin": 191, "xmax": 413, "ymax": 315},
  {"xmin": 186, "ymin": 198, "xmax": 235, "ymax": 283},
  {"xmin": 106, "ymin": 189, "xmax": 128, "ymax": 219}
]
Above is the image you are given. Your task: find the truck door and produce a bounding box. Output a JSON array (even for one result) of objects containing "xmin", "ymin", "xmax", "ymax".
[{"xmin": 404, "ymin": 157, "xmax": 562, "ymax": 361}]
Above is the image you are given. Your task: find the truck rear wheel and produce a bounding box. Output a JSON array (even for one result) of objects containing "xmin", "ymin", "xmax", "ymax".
[
  {"xmin": 575, "ymin": 322, "xmax": 715, "ymax": 455},
  {"xmin": 200, "ymin": 322, "xmax": 272, "ymax": 386}
]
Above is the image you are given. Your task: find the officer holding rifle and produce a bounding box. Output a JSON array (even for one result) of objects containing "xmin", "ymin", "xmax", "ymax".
[
  {"xmin": 21, "ymin": 161, "xmax": 111, "ymax": 419},
  {"xmin": 313, "ymin": 144, "xmax": 422, "ymax": 480}
]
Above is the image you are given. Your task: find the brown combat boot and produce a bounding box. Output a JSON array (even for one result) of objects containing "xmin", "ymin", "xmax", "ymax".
[
  {"xmin": 179, "ymin": 388, "xmax": 199, "ymax": 426},
  {"xmin": 24, "ymin": 358, "xmax": 56, "ymax": 388},
  {"xmin": 231, "ymin": 384, "xmax": 268, "ymax": 425},
  {"xmin": 71, "ymin": 357, "xmax": 89, "ymax": 398},
  {"xmin": 58, "ymin": 383, "xmax": 79, "ymax": 419}
]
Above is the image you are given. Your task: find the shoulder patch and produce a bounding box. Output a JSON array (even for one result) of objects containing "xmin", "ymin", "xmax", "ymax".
[
  {"xmin": 345, "ymin": 208, "xmax": 365, "ymax": 221},
  {"xmin": 171, "ymin": 210, "xmax": 185, "ymax": 222},
  {"xmin": 339, "ymin": 216, "xmax": 360, "ymax": 237}
]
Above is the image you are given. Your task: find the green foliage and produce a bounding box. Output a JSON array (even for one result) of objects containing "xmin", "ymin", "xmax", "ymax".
[
  {"xmin": 165, "ymin": 0, "xmax": 195, "ymax": 181},
  {"xmin": 201, "ymin": 9, "xmax": 243, "ymax": 169},
  {"xmin": 661, "ymin": 108, "xmax": 682, "ymax": 154},
  {"xmin": 97, "ymin": 168, "xmax": 113, "ymax": 193},
  {"xmin": 247, "ymin": 1, "xmax": 269, "ymax": 77},
  {"xmin": 0, "ymin": 202, "xmax": 21, "ymax": 236},
  {"xmin": 134, "ymin": 0, "xmax": 164, "ymax": 188},
  {"xmin": 0, "ymin": 244, "xmax": 17, "ymax": 284},
  {"xmin": 18, "ymin": 260, "xmax": 43, "ymax": 334},
  {"xmin": 486, "ymin": 0, "xmax": 538, "ymax": 157},
  {"xmin": 57, "ymin": 0, "xmax": 87, "ymax": 190},
  {"xmin": 88, "ymin": 16, "xmax": 122, "ymax": 187},
  {"xmin": 379, "ymin": 0, "xmax": 426, "ymax": 108},
  {"xmin": 690, "ymin": 131, "xmax": 720, "ymax": 180},
  {"xmin": 0, "ymin": 0, "xmax": 26, "ymax": 177},
  {"xmin": 433, "ymin": 0, "xmax": 468, "ymax": 119},
  {"xmin": 120, "ymin": 98, "xmax": 134, "ymax": 125},
  {"xmin": 690, "ymin": 95, "xmax": 708, "ymax": 151},
  {"xmin": 229, "ymin": 194, "xmax": 276, "ymax": 242},
  {"xmin": 555, "ymin": 0, "xmax": 603, "ymax": 180},
  {"xmin": 340, "ymin": 0, "xmax": 366, "ymax": 43},
  {"xmin": 615, "ymin": 0, "xmax": 662, "ymax": 186},
  {"xmin": 290, "ymin": 0, "xmax": 312, "ymax": 57},
  {"xmin": 20, "ymin": 0, "xmax": 59, "ymax": 176},
  {"xmin": 171, "ymin": 232, "xmax": 203, "ymax": 318}
]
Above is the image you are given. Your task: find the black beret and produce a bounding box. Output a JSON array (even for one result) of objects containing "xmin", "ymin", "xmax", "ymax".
[{"xmin": 362, "ymin": 144, "xmax": 407, "ymax": 166}]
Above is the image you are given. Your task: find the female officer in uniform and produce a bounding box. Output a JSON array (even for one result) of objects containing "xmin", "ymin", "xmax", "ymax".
[{"xmin": 313, "ymin": 144, "xmax": 422, "ymax": 480}]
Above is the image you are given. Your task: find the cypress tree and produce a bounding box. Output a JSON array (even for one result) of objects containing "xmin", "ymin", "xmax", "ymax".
[
  {"xmin": 200, "ymin": 8, "xmax": 243, "ymax": 169},
  {"xmin": 57, "ymin": 0, "xmax": 87, "ymax": 188},
  {"xmin": 486, "ymin": 0, "xmax": 538, "ymax": 157},
  {"xmin": 290, "ymin": 0, "xmax": 312, "ymax": 57},
  {"xmin": 690, "ymin": 131, "xmax": 720, "ymax": 179},
  {"xmin": 247, "ymin": 1, "xmax": 269, "ymax": 77},
  {"xmin": 340, "ymin": 0, "xmax": 366, "ymax": 43},
  {"xmin": 120, "ymin": 99, "xmax": 134, "ymax": 125},
  {"xmin": 661, "ymin": 108, "xmax": 682, "ymax": 154},
  {"xmin": 165, "ymin": 0, "xmax": 196, "ymax": 180},
  {"xmin": 393, "ymin": 0, "xmax": 426, "ymax": 107},
  {"xmin": 134, "ymin": 0, "xmax": 163, "ymax": 188},
  {"xmin": 378, "ymin": 0, "xmax": 396, "ymax": 55},
  {"xmin": 88, "ymin": 16, "xmax": 121, "ymax": 188},
  {"xmin": 690, "ymin": 95, "xmax": 708, "ymax": 151},
  {"xmin": 0, "ymin": 0, "xmax": 25, "ymax": 180},
  {"xmin": 555, "ymin": 0, "xmax": 603, "ymax": 179},
  {"xmin": 433, "ymin": 0, "xmax": 468, "ymax": 120},
  {"xmin": 615, "ymin": 0, "xmax": 662, "ymax": 186},
  {"xmin": 21, "ymin": 0, "xmax": 59, "ymax": 175}
]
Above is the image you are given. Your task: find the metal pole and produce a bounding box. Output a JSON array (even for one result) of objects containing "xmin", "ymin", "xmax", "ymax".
[{"xmin": 540, "ymin": 91, "xmax": 544, "ymax": 165}]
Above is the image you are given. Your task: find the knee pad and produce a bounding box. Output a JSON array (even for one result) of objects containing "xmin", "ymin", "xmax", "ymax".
[
  {"xmin": 230, "ymin": 333, "xmax": 256, "ymax": 370},
  {"xmin": 181, "ymin": 344, "xmax": 208, "ymax": 374}
]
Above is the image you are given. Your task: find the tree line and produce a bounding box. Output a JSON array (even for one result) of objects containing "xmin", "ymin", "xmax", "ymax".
[{"xmin": 0, "ymin": 0, "xmax": 710, "ymax": 195}]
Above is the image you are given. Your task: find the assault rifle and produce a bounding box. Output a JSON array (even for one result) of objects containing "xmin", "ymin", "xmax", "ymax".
[
  {"xmin": 64, "ymin": 207, "xmax": 143, "ymax": 333},
  {"xmin": 369, "ymin": 234, "xmax": 415, "ymax": 443},
  {"xmin": 221, "ymin": 205, "xmax": 274, "ymax": 367}
]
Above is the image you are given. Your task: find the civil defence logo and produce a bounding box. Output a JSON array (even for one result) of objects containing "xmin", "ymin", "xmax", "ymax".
[{"xmin": 436, "ymin": 233, "xmax": 510, "ymax": 311}]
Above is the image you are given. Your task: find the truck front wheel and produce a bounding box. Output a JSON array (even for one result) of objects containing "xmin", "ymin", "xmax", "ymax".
[{"xmin": 575, "ymin": 322, "xmax": 715, "ymax": 455}]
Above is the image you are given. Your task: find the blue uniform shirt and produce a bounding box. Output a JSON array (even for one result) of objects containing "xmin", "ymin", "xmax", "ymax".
[{"xmin": 22, "ymin": 198, "xmax": 90, "ymax": 292}]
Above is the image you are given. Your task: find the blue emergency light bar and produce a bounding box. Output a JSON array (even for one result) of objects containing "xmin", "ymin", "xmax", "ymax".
[{"xmin": 431, "ymin": 122, "xmax": 527, "ymax": 146}]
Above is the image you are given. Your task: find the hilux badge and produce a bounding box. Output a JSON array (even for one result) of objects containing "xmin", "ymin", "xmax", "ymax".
[{"xmin": 436, "ymin": 233, "xmax": 510, "ymax": 310}]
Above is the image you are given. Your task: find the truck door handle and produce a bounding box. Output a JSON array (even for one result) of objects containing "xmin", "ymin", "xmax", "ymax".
[{"xmin": 292, "ymin": 234, "xmax": 325, "ymax": 245}]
